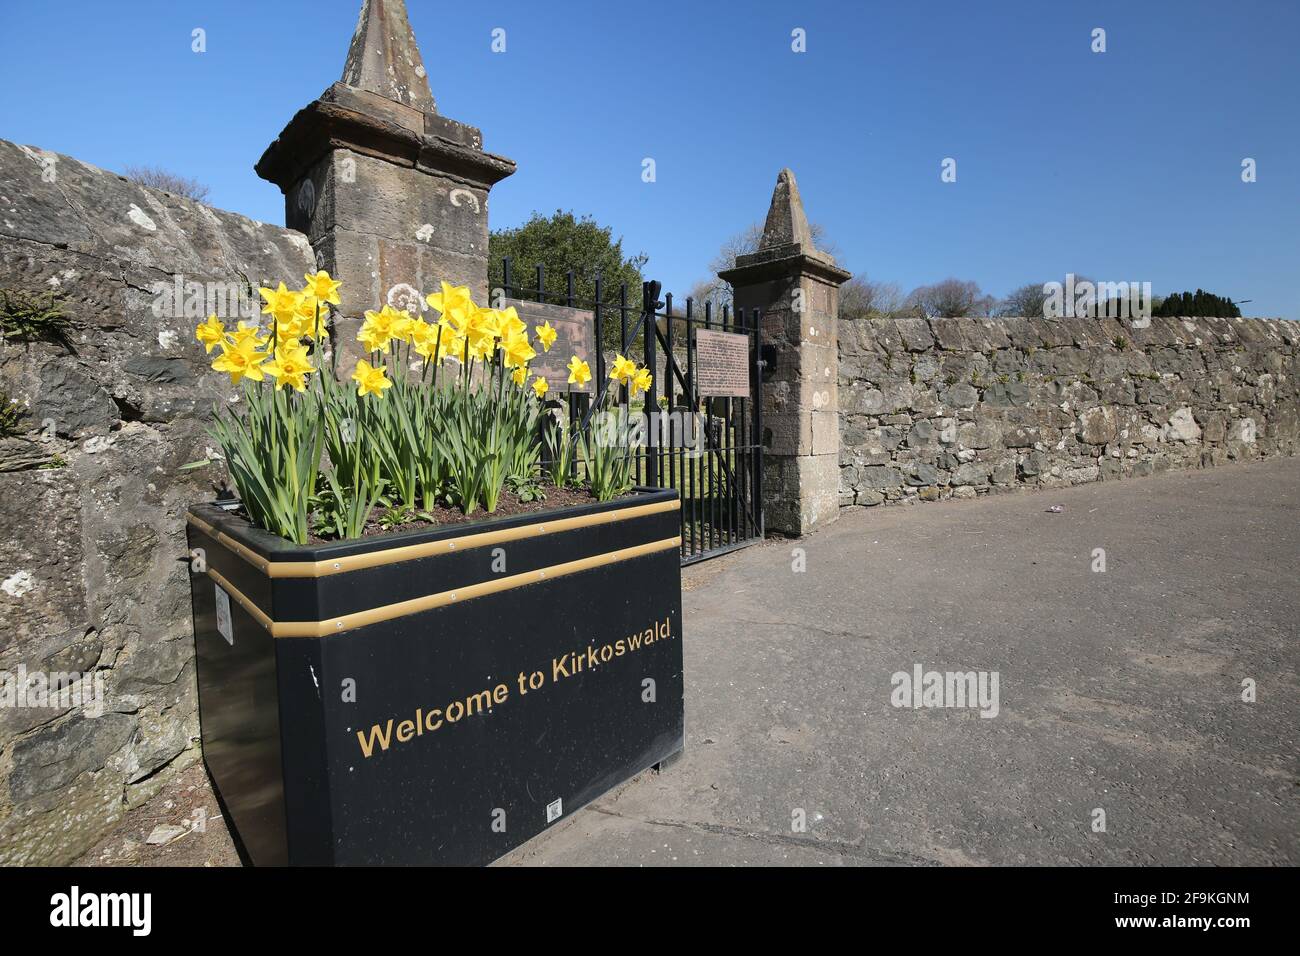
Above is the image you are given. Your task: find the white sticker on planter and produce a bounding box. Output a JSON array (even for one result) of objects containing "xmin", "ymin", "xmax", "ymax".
[
  {"xmin": 214, "ymin": 584, "xmax": 233, "ymax": 645},
  {"xmin": 546, "ymin": 798, "xmax": 563, "ymax": 823}
]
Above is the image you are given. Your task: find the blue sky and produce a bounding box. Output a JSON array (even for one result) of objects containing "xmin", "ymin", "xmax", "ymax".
[{"xmin": 2, "ymin": 0, "xmax": 1296, "ymax": 317}]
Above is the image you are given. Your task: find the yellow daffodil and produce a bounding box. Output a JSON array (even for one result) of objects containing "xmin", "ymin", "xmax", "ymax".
[
  {"xmin": 467, "ymin": 301, "xmax": 499, "ymax": 338},
  {"xmin": 227, "ymin": 321, "xmax": 268, "ymax": 349},
  {"xmin": 476, "ymin": 307, "xmax": 505, "ymax": 339},
  {"xmin": 465, "ymin": 308, "xmax": 499, "ymax": 357},
  {"xmin": 259, "ymin": 282, "xmax": 302, "ymax": 325},
  {"xmin": 303, "ymin": 270, "xmax": 342, "ymax": 306},
  {"xmin": 425, "ymin": 281, "xmax": 474, "ymax": 326},
  {"xmin": 292, "ymin": 292, "xmax": 329, "ymax": 339},
  {"xmin": 211, "ymin": 337, "xmax": 268, "ymax": 385},
  {"xmin": 445, "ymin": 304, "xmax": 473, "ymax": 335},
  {"xmin": 450, "ymin": 334, "xmax": 470, "ymax": 363},
  {"xmin": 358, "ymin": 305, "xmax": 404, "ymax": 354},
  {"xmin": 511, "ymin": 365, "xmax": 528, "ymax": 386},
  {"xmin": 567, "ymin": 355, "xmax": 592, "ymax": 387},
  {"xmin": 611, "ymin": 353, "xmax": 637, "ymax": 384},
  {"xmin": 501, "ymin": 330, "xmax": 537, "ymax": 369},
  {"xmin": 409, "ymin": 318, "xmax": 436, "ymax": 357},
  {"xmin": 389, "ymin": 310, "xmax": 415, "ymax": 344},
  {"xmin": 435, "ymin": 321, "xmax": 461, "ymax": 360},
  {"xmin": 631, "ymin": 365, "xmax": 653, "ymax": 398},
  {"xmin": 263, "ymin": 343, "xmax": 315, "ymax": 392},
  {"xmin": 497, "ymin": 306, "xmax": 526, "ymax": 340},
  {"xmin": 195, "ymin": 315, "xmax": 225, "ymax": 353},
  {"xmin": 532, "ymin": 376, "xmax": 549, "ymax": 398},
  {"xmin": 535, "ymin": 320, "xmax": 557, "ymax": 352},
  {"xmin": 352, "ymin": 359, "xmax": 392, "ymax": 398},
  {"xmin": 275, "ymin": 315, "xmax": 310, "ymax": 347}
]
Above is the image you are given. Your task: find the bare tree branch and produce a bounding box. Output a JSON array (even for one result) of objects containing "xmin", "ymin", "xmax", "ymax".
[{"xmin": 121, "ymin": 165, "xmax": 211, "ymax": 204}]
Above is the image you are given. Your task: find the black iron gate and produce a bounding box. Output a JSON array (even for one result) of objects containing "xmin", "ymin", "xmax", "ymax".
[{"xmin": 497, "ymin": 259, "xmax": 764, "ymax": 564}]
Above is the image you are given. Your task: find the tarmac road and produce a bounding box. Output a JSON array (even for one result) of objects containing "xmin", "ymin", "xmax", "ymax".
[
  {"xmin": 74, "ymin": 457, "xmax": 1299, "ymax": 867},
  {"xmin": 503, "ymin": 457, "xmax": 1300, "ymax": 865}
]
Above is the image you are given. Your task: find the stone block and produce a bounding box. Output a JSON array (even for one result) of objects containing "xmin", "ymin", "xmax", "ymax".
[
  {"xmin": 907, "ymin": 462, "xmax": 944, "ymax": 486},
  {"xmin": 984, "ymin": 380, "xmax": 1032, "ymax": 406},
  {"xmin": 1077, "ymin": 406, "xmax": 1119, "ymax": 445},
  {"xmin": 32, "ymin": 361, "xmax": 118, "ymax": 438},
  {"xmin": 929, "ymin": 319, "xmax": 968, "ymax": 351},
  {"xmin": 957, "ymin": 421, "xmax": 999, "ymax": 450},
  {"xmin": 764, "ymin": 411, "xmax": 811, "ymax": 457},
  {"xmin": 811, "ymin": 410, "xmax": 839, "ymax": 456},
  {"xmin": 941, "ymin": 382, "xmax": 979, "ymax": 408},
  {"xmin": 0, "ymin": 470, "xmax": 87, "ymax": 656},
  {"xmin": 841, "ymin": 382, "xmax": 885, "ymax": 416},
  {"xmin": 952, "ymin": 461, "xmax": 991, "ymax": 486},
  {"xmin": 1002, "ymin": 424, "xmax": 1040, "ymax": 448},
  {"xmin": 895, "ymin": 318, "xmax": 935, "ymax": 352},
  {"xmin": 8, "ymin": 712, "xmax": 137, "ymax": 803},
  {"xmin": 859, "ymin": 465, "xmax": 905, "ymax": 490},
  {"xmin": 0, "ymin": 768, "xmax": 125, "ymax": 866},
  {"xmin": 1164, "ymin": 406, "xmax": 1202, "ymax": 442},
  {"xmin": 763, "ymin": 453, "xmax": 840, "ymax": 535}
]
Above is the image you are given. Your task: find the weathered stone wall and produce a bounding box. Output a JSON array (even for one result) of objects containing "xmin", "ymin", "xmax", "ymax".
[
  {"xmin": 0, "ymin": 138, "xmax": 315, "ymax": 863},
  {"xmin": 838, "ymin": 315, "xmax": 1300, "ymax": 507}
]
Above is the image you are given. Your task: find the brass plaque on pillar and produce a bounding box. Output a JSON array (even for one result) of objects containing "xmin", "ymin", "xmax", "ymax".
[
  {"xmin": 695, "ymin": 328, "xmax": 751, "ymax": 398},
  {"xmin": 503, "ymin": 298, "xmax": 595, "ymax": 393}
]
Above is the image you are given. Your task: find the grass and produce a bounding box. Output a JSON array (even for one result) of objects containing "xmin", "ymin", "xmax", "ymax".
[{"xmin": 0, "ymin": 288, "xmax": 72, "ymax": 347}]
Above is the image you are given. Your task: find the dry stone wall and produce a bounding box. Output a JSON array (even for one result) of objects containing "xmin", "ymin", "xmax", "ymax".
[
  {"xmin": 0, "ymin": 138, "xmax": 315, "ymax": 863},
  {"xmin": 838, "ymin": 315, "xmax": 1300, "ymax": 507}
]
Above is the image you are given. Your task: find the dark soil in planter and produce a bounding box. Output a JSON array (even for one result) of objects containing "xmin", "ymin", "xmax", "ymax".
[{"xmin": 300, "ymin": 484, "xmax": 634, "ymax": 544}]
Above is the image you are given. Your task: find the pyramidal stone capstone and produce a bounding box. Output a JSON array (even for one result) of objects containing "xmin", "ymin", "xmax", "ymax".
[
  {"xmin": 759, "ymin": 167, "xmax": 814, "ymax": 252},
  {"xmin": 341, "ymin": 0, "xmax": 437, "ymax": 113}
]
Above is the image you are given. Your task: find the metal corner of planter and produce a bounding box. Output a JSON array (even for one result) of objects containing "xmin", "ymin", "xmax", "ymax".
[{"xmin": 185, "ymin": 492, "xmax": 685, "ymax": 865}]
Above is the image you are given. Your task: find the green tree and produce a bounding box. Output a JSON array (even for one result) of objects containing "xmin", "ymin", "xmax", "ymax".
[
  {"xmin": 488, "ymin": 211, "xmax": 647, "ymax": 349},
  {"xmin": 1153, "ymin": 289, "xmax": 1240, "ymax": 318}
]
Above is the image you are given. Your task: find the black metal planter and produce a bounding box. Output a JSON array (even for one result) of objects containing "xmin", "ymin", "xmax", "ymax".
[{"xmin": 185, "ymin": 488, "xmax": 684, "ymax": 866}]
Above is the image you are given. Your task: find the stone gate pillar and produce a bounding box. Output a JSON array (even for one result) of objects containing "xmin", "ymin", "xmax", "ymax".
[
  {"xmin": 255, "ymin": 0, "xmax": 516, "ymax": 367},
  {"xmin": 719, "ymin": 169, "xmax": 851, "ymax": 536}
]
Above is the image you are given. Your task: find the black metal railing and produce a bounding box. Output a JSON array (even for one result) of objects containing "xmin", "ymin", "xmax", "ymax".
[{"xmin": 496, "ymin": 257, "xmax": 763, "ymax": 564}]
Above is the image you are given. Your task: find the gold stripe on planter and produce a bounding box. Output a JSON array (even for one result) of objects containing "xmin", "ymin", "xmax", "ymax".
[
  {"xmin": 207, "ymin": 536, "xmax": 682, "ymax": 638},
  {"xmin": 187, "ymin": 514, "xmax": 272, "ymax": 574},
  {"xmin": 207, "ymin": 565, "xmax": 275, "ymax": 633},
  {"xmin": 187, "ymin": 498, "xmax": 680, "ymax": 579}
]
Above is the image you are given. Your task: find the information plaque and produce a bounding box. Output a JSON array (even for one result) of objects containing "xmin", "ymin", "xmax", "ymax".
[
  {"xmin": 695, "ymin": 328, "xmax": 751, "ymax": 398},
  {"xmin": 504, "ymin": 298, "xmax": 596, "ymax": 393}
]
